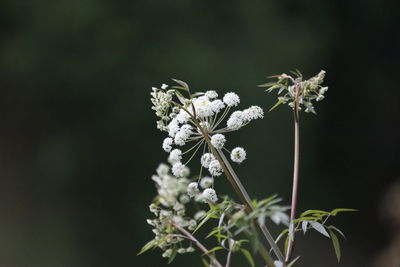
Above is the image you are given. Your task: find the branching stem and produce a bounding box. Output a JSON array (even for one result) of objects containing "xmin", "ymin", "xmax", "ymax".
[{"xmin": 172, "ymin": 222, "xmax": 223, "ymax": 267}]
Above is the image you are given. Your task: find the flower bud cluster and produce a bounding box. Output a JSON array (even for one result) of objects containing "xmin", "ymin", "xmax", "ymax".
[{"xmin": 261, "ymin": 70, "xmax": 328, "ymax": 114}]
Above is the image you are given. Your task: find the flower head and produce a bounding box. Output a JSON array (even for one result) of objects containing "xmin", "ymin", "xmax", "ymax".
[
  {"xmin": 260, "ymin": 70, "xmax": 328, "ymax": 114},
  {"xmin": 200, "ymin": 176, "xmax": 214, "ymax": 189},
  {"xmin": 223, "ymin": 92, "xmax": 240, "ymax": 107},
  {"xmin": 211, "ymin": 134, "xmax": 226, "ymax": 149},
  {"xmin": 202, "ymin": 188, "xmax": 218, "ymax": 203},
  {"xmin": 231, "ymin": 147, "xmax": 246, "ymax": 163},
  {"xmin": 208, "ymin": 160, "xmax": 223, "ymax": 176}
]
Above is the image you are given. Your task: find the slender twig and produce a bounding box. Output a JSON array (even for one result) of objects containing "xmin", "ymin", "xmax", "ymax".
[
  {"xmin": 285, "ymin": 86, "xmax": 301, "ymax": 263},
  {"xmin": 172, "ymin": 222, "xmax": 223, "ymax": 267},
  {"xmin": 225, "ymin": 243, "xmax": 233, "ymax": 267}
]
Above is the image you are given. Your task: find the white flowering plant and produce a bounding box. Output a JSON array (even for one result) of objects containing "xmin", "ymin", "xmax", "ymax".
[{"xmin": 139, "ymin": 72, "xmax": 355, "ymax": 267}]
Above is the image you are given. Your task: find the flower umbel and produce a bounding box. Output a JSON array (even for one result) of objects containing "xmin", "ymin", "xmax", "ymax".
[{"xmin": 259, "ymin": 70, "xmax": 328, "ymax": 114}]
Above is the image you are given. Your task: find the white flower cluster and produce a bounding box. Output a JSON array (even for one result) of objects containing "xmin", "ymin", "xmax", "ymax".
[
  {"xmin": 146, "ymin": 163, "xmax": 200, "ymax": 258},
  {"xmin": 186, "ymin": 180, "xmax": 218, "ymax": 203},
  {"xmin": 151, "ymin": 82, "xmax": 264, "ymax": 182},
  {"xmin": 261, "ymin": 70, "xmax": 328, "ymax": 114},
  {"xmin": 150, "ymin": 84, "xmax": 175, "ymax": 131}
]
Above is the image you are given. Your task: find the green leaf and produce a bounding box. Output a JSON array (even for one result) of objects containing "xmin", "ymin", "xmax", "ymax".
[
  {"xmin": 269, "ymin": 99, "xmax": 284, "ymax": 112},
  {"xmin": 175, "ymin": 90, "xmax": 186, "ymax": 105},
  {"xmin": 330, "ymin": 208, "xmax": 357, "ymax": 216},
  {"xmin": 193, "ymin": 207, "xmax": 218, "ymax": 234},
  {"xmin": 284, "ymin": 236, "xmax": 289, "ymax": 256},
  {"xmin": 191, "ymin": 92, "xmax": 204, "ymax": 98},
  {"xmin": 327, "ymin": 225, "xmax": 347, "ymax": 239},
  {"xmin": 201, "ymin": 257, "xmax": 210, "ymax": 267},
  {"xmin": 329, "ymin": 230, "xmax": 341, "ymax": 262},
  {"xmin": 172, "ymin": 79, "xmax": 189, "ymax": 90},
  {"xmin": 167, "ymin": 246, "xmax": 177, "ymax": 264},
  {"xmin": 301, "ymin": 210, "xmax": 330, "ymax": 217},
  {"xmin": 302, "ymin": 220, "xmax": 308, "ymax": 234},
  {"xmin": 288, "ymin": 255, "xmax": 301, "ymax": 267},
  {"xmin": 275, "ymin": 229, "xmax": 289, "ymax": 245},
  {"xmin": 206, "ymin": 228, "xmax": 220, "ymax": 239},
  {"xmin": 309, "ymin": 221, "xmax": 330, "ymax": 238},
  {"xmin": 204, "ymin": 246, "xmax": 224, "ymax": 255},
  {"xmin": 240, "ymin": 248, "xmax": 255, "ymax": 267},
  {"xmin": 137, "ymin": 239, "xmax": 157, "ymax": 255},
  {"xmin": 257, "ymin": 82, "xmax": 277, "ymax": 88},
  {"xmin": 255, "ymin": 194, "xmax": 278, "ymax": 208}
]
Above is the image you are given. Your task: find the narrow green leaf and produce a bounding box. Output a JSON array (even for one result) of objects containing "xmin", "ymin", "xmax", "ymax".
[
  {"xmin": 328, "ymin": 225, "xmax": 347, "ymax": 239},
  {"xmin": 193, "ymin": 208, "xmax": 217, "ymax": 234},
  {"xmin": 302, "ymin": 221, "xmax": 308, "ymax": 234},
  {"xmin": 301, "ymin": 210, "xmax": 330, "ymax": 217},
  {"xmin": 191, "ymin": 92, "xmax": 204, "ymax": 98},
  {"xmin": 206, "ymin": 228, "xmax": 220, "ymax": 239},
  {"xmin": 201, "ymin": 257, "xmax": 210, "ymax": 267},
  {"xmin": 329, "ymin": 230, "xmax": 341, "ymax": 262},
  {"xmin": 204, "ymin": 246, "xmax": 224, "ymax": 255},
  {"xmin": 310, "ymin": 221, "xmax": 330, "ymax": 238},
  {"xmin": 167, "ymin": 246, "xmax": 177, "ymax": 264},
  {"xmin": 269, "ymin": 99, "xmax": 284, "ymax": 112},
  {"xmin": 240, "ymin": 248, "xmax": 255, "ymax": 267},
  {"xmin": 284, "ymin": 236, "xmax": 289, "ymax": 256},
  {"xmin": 288, "ymin": 255, "xmax": 301, "ymax": 267},
  {"xmin": 172, "ymin": 79, "xmax": 189, "ymax": 90},
  {"xmin": 175, "ymin": 90, "xmax": 186, "ymax": 105},
  {"xmin": 137, "ymin": 239, "xmax": 156, "ymax": 255},
  {"xmin": 330, "ymin": 208, "xmax": 357, "ymax": 216},
  {"xmin": 256, "ymin": 194, "xmax": 278, "ymax": 208}
]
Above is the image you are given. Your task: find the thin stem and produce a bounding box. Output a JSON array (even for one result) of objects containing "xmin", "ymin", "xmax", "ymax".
[
  {"xmin": 225, "ymin": 245, "xmax": 233, "ymax": 267},
  {"xmin": 285, "ymin": 110, "xmax": 300, "ymax": 263},
  {"xmin": 173, "ymin": 223, "xmax": 223, "ymax": 267}
]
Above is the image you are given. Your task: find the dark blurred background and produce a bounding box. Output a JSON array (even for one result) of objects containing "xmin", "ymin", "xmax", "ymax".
[{"xmin": 0, "ymin": 0, "xmax": 399, "ymax": 266}]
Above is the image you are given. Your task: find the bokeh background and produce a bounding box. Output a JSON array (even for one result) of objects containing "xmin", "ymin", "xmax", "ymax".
[{"xmin": 0, "ymin": 0, "xmax": 399, "ymax": 266}]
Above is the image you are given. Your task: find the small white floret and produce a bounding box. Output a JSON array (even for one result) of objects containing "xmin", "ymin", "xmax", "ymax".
[
  {"xmin": 243, "ymin": 106, "xmax": 264, "ymax": 121},
  {"xmin": 161, "ymin": 83, "xmax": 168, "ymax": 89},
  {"xmin": 210, "ymin": 99, "xmax": 225, "ymax": 113},
  {"xmin": 223, "ymin": 92, "xmax": 240, "ymax": 107},
  {"xmin": 162, "ymin": 137, "xmax": 173, "ymax": 152},
  {"xmin": 230, "ymin": 147, "xmax": 246, "ymax": 163},
  {"xmin": 208, "ymin": 160, "xmax": 223, "ymax": 176},
  {"xmin": 172, "ymin": 162, "xmax": 190, "ymax": 177},
  {"xmin": 200, "ymin": 176, "xmax": 214, "ymax": 189},
  {"xmin": 227, "ymin": 111, "xmax": 244, "ymax": 130},
  {"xmin": 168, "ymin": 149, "xmax": 182, "ymax": 164},
  {"xmin": 211, "ymin": 134, "xmax": 226, "ymax": 149},
  {"xmin": 200, "ymin": 153, "xmax": 215, "ymax": 168},
  {"xmin": 202, "ymin": 188, "xmax": 218, "ymax": 203},
  {"xmin": 205, "ymin": 90, "xmax": 218, "ymax": 99},
  {"xmin": 187, "ymin": 182, "xmax": 200, "ymax": 197}
]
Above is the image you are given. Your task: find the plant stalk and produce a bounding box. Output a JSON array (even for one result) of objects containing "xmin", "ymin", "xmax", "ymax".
[
  {"xmin": 285, "ymin": 108, "xmax": 300, "ymax": 263},
  {"xmin": 173, "ymin": 222, "xmax": 223, "ymax": 267}
]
